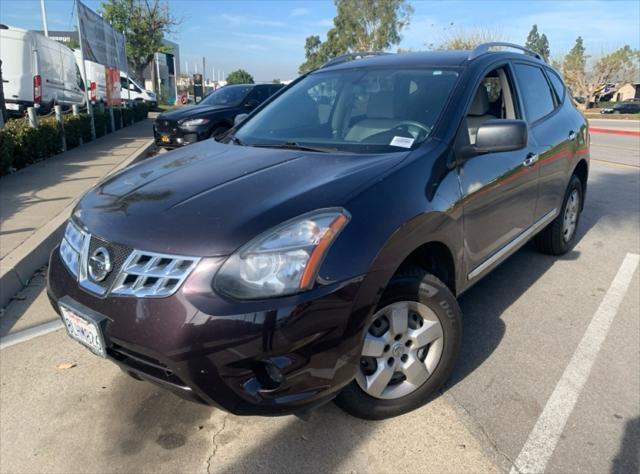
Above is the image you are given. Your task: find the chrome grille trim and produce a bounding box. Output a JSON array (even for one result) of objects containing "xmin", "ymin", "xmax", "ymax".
[
  {"xmin": 59, "ymin": 220, "xmax": 199, "ymax": 298},
  {"xmin": 110, "ymin": 250, "xmax": 200, "ymax": 298}
]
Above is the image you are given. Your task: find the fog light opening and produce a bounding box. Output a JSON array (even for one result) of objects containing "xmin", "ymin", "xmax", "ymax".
[{"xmin": 256, "ymin": 361, "xmax": 284, "ymax": 390}]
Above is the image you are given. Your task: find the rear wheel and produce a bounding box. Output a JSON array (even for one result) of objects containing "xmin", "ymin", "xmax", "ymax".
[
  {"xmin": 535, "ymin": 175, "xmax": 583, "ymax": 255},
  {"xmin": 335, "ymin": 268, "xmax": 462, "ymax": 420}
]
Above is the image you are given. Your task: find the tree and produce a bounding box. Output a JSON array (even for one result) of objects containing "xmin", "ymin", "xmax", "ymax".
[
  {"xmin": 562, "ymin": 37, "xmax": 588, "ymax": 100},
  {"xmin": 101, "ymin": 0, "xmax": 180, "ymax": 91},
  {"xmin": 430, "ymin": 26, "xmax": 504, "ymax": 50},
  {"xmin": 524, "ymin": 24, "xmax": 550, "ymax": 62},
  {"xmin": 226, "ymin": 70, "xmax": 254, "ymax": 84},
  {"xmin": 299, "ymin": 0, "xmax": 413, "ymax": 74}
]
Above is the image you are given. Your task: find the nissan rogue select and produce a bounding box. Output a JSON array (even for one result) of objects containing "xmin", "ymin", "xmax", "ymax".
[{"xmin": 47, "ymin": 43, "xmax": 589, "ymax": 420}]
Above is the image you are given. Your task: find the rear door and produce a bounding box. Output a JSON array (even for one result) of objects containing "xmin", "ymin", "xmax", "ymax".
[
  {"xmin": 512, "ymin": 63, "xmax": 575, "ymax": 220},
  {"xmin": 0, "ymin": 30, "xmax": 33, "ymax": 107}
]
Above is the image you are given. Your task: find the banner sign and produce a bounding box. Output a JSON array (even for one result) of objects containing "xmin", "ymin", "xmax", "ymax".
[
  {"xmin": 77, "ymin": 0, "xmax": 127, "ymax": 70},
  {"xmin": 105, "ymin": 66, "xmax": 122, "ymax": 106}
]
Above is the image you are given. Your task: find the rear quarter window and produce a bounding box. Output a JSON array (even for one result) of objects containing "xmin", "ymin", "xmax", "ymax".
[
  {"xmin": 546, "ymin": 70, "xmax": 566, "ymax": 103},
  {"xmin": 513, "ymin": 63, "xmax": 556, "ymax": 123}
]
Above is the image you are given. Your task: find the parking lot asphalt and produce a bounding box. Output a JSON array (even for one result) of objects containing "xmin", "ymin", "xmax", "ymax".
[{"xmin": 0, "ymin": 145, "xmax": 638, "ymax": 473}]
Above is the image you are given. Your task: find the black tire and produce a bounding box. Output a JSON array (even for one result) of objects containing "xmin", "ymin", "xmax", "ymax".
[
  {"xmin": 210, "ymin": 126, "xmax": 229, "ymax": 140},
  {"xmin": 334, "ymin": 267, "xmax": 462, "ymax": 420},
  {"xmin": 535, "ymin": 175, "xmax": 583, "ymax": 255}
]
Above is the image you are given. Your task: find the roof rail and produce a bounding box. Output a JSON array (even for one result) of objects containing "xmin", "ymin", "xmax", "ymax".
[
  {"xmin": 469, "ymin": 42, "xmax": 542, "ymax": 61},
  {"xmin": 320, "ymin": 52, "xmax": 392, "ymax": 69}
]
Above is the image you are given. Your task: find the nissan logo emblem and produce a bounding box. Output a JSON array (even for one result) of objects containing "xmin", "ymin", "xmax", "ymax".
[{"xmin": 88, "ymin": 246, "xmax": 112, "ymax": 282}]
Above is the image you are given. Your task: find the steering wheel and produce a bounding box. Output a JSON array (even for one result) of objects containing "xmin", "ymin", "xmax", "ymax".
[{"xmin": 392, "ymin": 121, "xmax": 430, "ymax": 139}]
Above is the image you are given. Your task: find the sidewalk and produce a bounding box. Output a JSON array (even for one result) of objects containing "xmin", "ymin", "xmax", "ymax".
[{"xmin": 0, "ymin": 118, "xmax": 155, "ymax": 307}]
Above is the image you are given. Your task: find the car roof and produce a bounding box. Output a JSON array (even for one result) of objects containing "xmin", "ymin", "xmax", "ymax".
[{"xmin": 315, "ymin": 49, "xmax": 546, "ymax": 73}]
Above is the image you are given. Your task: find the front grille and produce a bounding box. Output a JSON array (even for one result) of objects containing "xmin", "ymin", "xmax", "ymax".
[
  {"xmin": 155, "ymin": 119, "xmax": 178, "ymax": 133},
  {"xmin": 88, "ymin": 235, "xmax": 132, "ymax": 292},
  {"xmin": 110, "ymin": 250, "xmax": 199, "ymax": 298}
]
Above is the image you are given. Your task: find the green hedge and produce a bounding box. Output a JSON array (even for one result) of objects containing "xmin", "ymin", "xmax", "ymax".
[{"xmin": 0, "ymin": 103, "xmax": 149, "ymax": 176}]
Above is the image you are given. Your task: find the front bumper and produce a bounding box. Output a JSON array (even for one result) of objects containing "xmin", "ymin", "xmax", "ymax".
[
  {"xmin": 47, "ymin": 246, "xmax": 364, "ymax": 416},
  {"xmin": 153, "ymin": 122, "xmax": 208, "ymax": 148}
]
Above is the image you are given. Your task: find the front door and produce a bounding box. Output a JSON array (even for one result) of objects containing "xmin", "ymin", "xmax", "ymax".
[{"xmin": 458, "ymin": 64, "xmax": 540, "ymax": 281}]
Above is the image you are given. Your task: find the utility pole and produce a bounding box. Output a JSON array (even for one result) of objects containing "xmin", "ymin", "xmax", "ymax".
[
  {"xmin": 202, "ymin": 57, "xmax": 206, "ymax": 84},
  {"xmin": 40, "ymin": 0, "xmax": 49, "ymax": 37}
]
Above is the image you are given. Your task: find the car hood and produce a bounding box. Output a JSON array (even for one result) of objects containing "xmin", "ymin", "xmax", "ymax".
[
  {"xmin": 158, "ymin": 104, "xmax": 234, "ymax": 121},
  {"xmin": 74, "ymin": 140, "xmax": 409, "ymax": 256}
]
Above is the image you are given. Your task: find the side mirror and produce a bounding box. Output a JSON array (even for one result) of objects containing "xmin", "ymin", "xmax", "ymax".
[
  {"xmin": 234, "ymin": 113, "xmax": 248, "ymax": 125},
  {"xmin": 462, "ymin": 119, "xmax": 528, "ymax": 159},
  {"xmin": 245, "ymin": 99, "xmax": 259, "ymax": 108}
]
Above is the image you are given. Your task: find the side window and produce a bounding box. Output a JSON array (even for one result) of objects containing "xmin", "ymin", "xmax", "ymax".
[
  {"xmin": 120, "ymin": 77, "xmax": 128, "ymax": 90},
  {"xmin": 546, "ymin": 70, "xmax": 566, "ymax": 103},
  {"xmin": 248, "ymin": 86, "xmax": 269, "ymax": 104},
  {"xmin": 513, "ymin": 63, "xmax": 555, "ymax": 123}
]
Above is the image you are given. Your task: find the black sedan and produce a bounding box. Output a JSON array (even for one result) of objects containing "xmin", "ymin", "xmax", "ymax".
[
  {"xmin": 600, "ymin": 101, "xmax": 640, "ymax": 114},
  {"xmin": 153, "ymin": 83, "xmax": 284, "ymax": 148}
]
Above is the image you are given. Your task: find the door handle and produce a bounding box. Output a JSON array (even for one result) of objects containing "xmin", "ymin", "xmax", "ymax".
[
  {"xmin": 568, "ymin": 131, "xmax": 577, "ymax": 141},
  {"xmin": 523, "ymin": 153, "xmax": 539, "ymax": 167}
]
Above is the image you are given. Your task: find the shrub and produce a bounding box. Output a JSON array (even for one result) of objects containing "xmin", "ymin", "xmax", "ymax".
[
  {"xmin": 0, "ymin": 129, "xmax": 16, "ymax": 175},
  {"xmin": 122, "ymin": 106, "xmax": 134, "ymax": 125},
  {"xmin": 93, "ymin": 110, "xmax": 108, "ymax": 138},
  {"xmin": 133, "ymin": 102, "xmax": 149, "ymax": 121},
  {"xmin": 64, "ymin": 113, "xmax": 92, "ymax": 149},
  {"xmin": 113, "ymin": 107, "xmax": 122, "ymax": 130},
  {"xmin": 0, "ymin": 116, "xmax": 62, "ymax": 172}
]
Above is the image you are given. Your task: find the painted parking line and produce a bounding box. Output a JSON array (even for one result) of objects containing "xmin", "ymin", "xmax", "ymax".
[
  {"xmin": 510, "ymin": 253, "xmax": 640, "ymax": 474},
  {"xmin": 0, "ymin": 320, "xmax": 63, "ymax": 350}
]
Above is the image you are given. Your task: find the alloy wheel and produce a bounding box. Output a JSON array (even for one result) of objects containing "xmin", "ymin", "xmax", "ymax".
[
  {"xmin": 562, "ymin": 189, "xmax": 580, "ymax": 243},
  {"xmin": 356, "ymin": 301, "xmax": 444, "ymax": 400}
]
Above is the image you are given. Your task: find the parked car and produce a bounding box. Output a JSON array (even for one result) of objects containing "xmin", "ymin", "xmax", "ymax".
[
  {"xmin": 119, "ymin": 72, "xmax": 157, "ymax": 108},
  {"xmin": 153, "ymin": 83, "xmax": 284, "ymax": 148},
  {"xmin": 600, "ymin": 101, "xmax": 640, "ymax": 114},
  {"xmin": 47, "ymin": 43, "xmax": 589, "ymax": 420},
  {"xmin": 0, "ymin": 25, "xmax": 85, "ymax": 116},
  {"xmin": 74, "ymin": 51, "xmax": 107, "ymax": 105}
]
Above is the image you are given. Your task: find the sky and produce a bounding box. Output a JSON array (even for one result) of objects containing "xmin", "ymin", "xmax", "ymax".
[{"xmin": 1, "ymin": 0, "xmax": 639, "ymax": 82}]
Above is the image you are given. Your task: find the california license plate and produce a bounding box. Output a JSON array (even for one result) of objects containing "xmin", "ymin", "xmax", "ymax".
[
  {"xmin": 59, "ymin": 304, "xmax": 106, "ymax": 357},
  {"xmin": 160, "ymin": 135, "xmax": 170, "ymax": 143}
]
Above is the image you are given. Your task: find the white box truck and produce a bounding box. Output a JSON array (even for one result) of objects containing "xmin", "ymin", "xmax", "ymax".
[{"xmin": 0, "ymin": 25, "xmax": 85, "ymax": 116}]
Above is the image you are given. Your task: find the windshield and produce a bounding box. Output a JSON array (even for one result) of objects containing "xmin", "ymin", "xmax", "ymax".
[
  {"xmin": 234, "ymin": 67, "xmax": 459, "ymax": 153},
  {"xmin": 201, "ymin": 85, "xmax": 253, "ymax": 107}
]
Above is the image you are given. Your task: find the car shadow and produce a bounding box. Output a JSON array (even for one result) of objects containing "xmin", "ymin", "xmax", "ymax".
[
  {"xmin": 445, "ymin": 165, "xmax": 638, "ymax": 390},
  {"xmin": 611, "ymin": 417, "xmax": 639, "ymax": 474}
]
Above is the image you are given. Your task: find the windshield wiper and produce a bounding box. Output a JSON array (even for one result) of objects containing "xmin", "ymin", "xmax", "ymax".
[
  {"xmin": 227, "ymin": 135, "xmax": 243, "ymax": 146},
  {"xmin": 251, "ymin": 142, "xmax": 336, "ymax": 153}
]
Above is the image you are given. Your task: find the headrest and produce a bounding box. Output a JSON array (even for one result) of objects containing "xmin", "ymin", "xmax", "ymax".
[
  {"xmin": 367, "ymin": 92, "xmax": 394, "ymax": 118},
  {"xmin": 469, "ymin": 86, "xmax": 490, "ymax": 116}
]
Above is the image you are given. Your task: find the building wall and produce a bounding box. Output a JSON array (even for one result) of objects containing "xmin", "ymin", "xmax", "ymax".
[{"xmin": 615, "ymin": 83, "xmax": 640, "ymax": 102}]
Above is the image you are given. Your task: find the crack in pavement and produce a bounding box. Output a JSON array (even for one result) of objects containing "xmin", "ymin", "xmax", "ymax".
[
  {"xmin": 206, "ymin": 413, "xmax": 230, "ymax": 474},
  {"xmin": 445, "ymin": 391, "xmax": 517, "ymax": 473}
]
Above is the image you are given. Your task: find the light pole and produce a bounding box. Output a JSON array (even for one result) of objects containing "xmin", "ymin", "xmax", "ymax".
[{"xmin": 40, "ymin": 0, "xmax": 49, "ymax": 37}]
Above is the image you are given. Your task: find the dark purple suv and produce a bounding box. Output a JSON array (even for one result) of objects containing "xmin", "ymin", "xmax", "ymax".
[{"xmin": 47, "ymin": 44, "xmax": 589, "ymax": 419}]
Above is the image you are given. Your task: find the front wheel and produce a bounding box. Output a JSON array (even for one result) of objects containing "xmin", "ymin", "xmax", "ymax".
[{"xmin": 335, "ymin": 268, "xmax": 462, "ymax": 420}]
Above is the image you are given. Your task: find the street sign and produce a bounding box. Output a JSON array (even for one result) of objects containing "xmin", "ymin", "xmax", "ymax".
[{"xmin": 193, "ymin": 74, "xmax": 203, "ymax": 103}]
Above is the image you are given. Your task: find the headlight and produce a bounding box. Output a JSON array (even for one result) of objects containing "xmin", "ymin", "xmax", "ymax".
[
  {"xmin": 214, "ymin": 208, "xmax": 350, "ymax": 299},
  {"xmin": 59, "ymin": 220, "xmax": 87, "ymax": 277},
  {"xmin": 181, "ymin": 118, "xmax": 209, "ymax": 126}
]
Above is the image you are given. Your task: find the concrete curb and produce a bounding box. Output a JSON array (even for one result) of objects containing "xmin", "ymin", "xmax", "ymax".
[{"xmin": 0, "ymin": 138, "xmax": 155, "ymax": 309}]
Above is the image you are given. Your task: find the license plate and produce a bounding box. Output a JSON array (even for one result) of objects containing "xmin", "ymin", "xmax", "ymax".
[
  {"xmin": 59, "ymin": 304, "xmax": 106, "ymax": 357},
  {"xmin": 160, "ymin": 135, "xmax": 171, "ymax": 143},
  {"xmin": 5, "ymin": 103, "xmax": 19, "ymax": 110}
]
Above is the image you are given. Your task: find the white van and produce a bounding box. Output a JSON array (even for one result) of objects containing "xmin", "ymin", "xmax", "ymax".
[
  {"xmin": 0, "ymin": 25, "xmax": 85, "ymax": 116},
  {"xmin": 74, "ymin": 51, "xmax": 107, "ymax": 104},
  {"xmin": 119, "ymin": 72, "xmax": 157, "ymax": 107}
]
